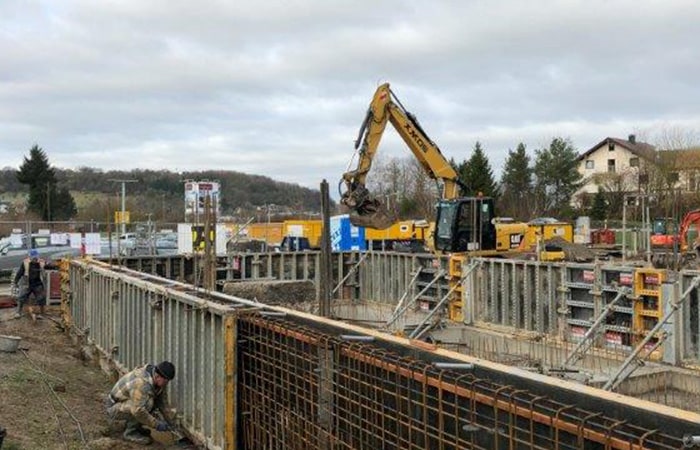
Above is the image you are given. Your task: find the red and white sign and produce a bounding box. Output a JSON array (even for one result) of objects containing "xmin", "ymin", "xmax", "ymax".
[
  {"xmin": 644, "ymin": 273, "xmax": 660, "ymax": 285},
  {"xmin": 605, "ymin": 332, "xmax": 623, "ymax": 346},
  {"xmin": 619, "ymin": 273, "xmax": 633, "ymax": 285},
  {"xmin": 570, "ymin": 326, "xmax": 586, "ymax": 338},
  {"xmin": 184, "ymin": 180, "xmax": 221, "ymax": 221}
]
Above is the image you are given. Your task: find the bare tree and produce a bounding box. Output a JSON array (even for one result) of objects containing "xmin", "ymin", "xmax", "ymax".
[
  {"xmin": 595, "ymin": 169, "xmax": 637, "ymax": 218},
  {"xmin": 406, "ymin": 158, "xmax": 439, "ymax": 220},
  {"xmin": 366, "ymin": 155, "xmax": 440, "ymax": 221},
  {"xmin": 644, "ymin": 126, "xmax": 700, "ymax": 218}
]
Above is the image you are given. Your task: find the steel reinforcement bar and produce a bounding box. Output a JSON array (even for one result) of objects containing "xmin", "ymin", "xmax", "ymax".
[
  {"xmin": 237, "ymin": 316, "xmax": 696, "ymax": 450},
  {"xmin": 64, "ymin": 258, "xmax": 700, "ymax": 449}
]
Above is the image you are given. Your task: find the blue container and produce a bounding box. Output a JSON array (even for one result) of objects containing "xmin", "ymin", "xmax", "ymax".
[{"xmin": 330, "ymin": 215, "xmax": 366, "ymax": 251}]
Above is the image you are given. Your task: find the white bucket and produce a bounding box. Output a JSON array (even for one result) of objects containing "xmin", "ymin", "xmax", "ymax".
[{"xmin": 0, "ymin": 334, "xmax": 21, "ymax": 353}]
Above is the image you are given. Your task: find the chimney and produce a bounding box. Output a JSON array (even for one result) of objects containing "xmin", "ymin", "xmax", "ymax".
[{"xmin": 628, "ymin": 134, "xmax": 636, "ymax": 144}]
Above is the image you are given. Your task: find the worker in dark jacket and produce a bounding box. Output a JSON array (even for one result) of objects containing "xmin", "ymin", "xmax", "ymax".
[
  {"xmin": 14, "ymin": 248, "xmax": 56, "ymax": 319},
  {"xmin": 105, "ymin": 361, "xmax": 176, "ymax": 445}
]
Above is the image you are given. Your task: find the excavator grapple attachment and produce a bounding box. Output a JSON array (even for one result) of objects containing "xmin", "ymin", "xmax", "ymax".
[
  {"xmin": 341, "ymin": 185, "xmax": 395, "ymax": 230},
  {"xmin": 348, "ymin": 202, "xmax": 395, "ymax": 230}
]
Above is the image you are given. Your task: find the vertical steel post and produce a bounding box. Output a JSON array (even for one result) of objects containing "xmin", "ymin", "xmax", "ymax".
[{"xmin": 319, "ymin": 180, "xmax": 332, "ymax": 317}]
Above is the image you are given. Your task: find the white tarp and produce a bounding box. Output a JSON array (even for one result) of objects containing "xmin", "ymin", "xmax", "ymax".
[
  {"xmin": 9, "ymin": 233, "xmax": 23, "ymax": 248},
  {"xmin": 84, "ymin": 233, "xmax": 101, "ymax": 255},
  {"xmin": 51, "ymin": 233, "xmax": 69, "ymax": 245},
  {"xmin": 69, "ymin": 233, "xmax": 82, "ymax": 249}
]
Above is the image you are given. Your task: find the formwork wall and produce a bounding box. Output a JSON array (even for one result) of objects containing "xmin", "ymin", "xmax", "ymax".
[
  {"xmin": 464, "ymin": 260, "xmax": 700, "ymax": 365},
  {"xmin": 62, "ymin": 259, "xmax": 700, "ymax": 449},
  {"xmin": 109, "ymin": 252, "xmax": 700, "ymax": 365}
]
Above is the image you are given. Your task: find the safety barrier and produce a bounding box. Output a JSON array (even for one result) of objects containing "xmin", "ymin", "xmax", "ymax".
[{"xmin": 62, "ymin": 258, "xmax": 700, "ymax": 449}]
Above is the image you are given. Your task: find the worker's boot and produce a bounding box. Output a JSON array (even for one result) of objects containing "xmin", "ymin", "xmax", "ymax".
[
  {"xmin": 135, "ymin": 424, "xmax": 152, "ymax": 437},
  {"xmin": 14, "ymin": 301, "xmax": 24, "ymax": 318},
  {"xmin": 123, "ymin": 420, "xmax": 152, "ymax": 445}
]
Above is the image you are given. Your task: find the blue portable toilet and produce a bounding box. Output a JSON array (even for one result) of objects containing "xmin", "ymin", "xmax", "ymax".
[{"xmin": 330, "ymin": 214, "xmax": 366, "ymax": 251}]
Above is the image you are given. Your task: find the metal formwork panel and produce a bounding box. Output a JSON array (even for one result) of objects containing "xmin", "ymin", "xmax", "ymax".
[
  {"xmin": 64, "ymin": 260, "xmax": 237, "ymax": 450},
  {"xmin": 470, "ymin": 259, "xmax": 562, "ymax": 333},
  {"xmin": 681, "ymin": 270, "xmax": 700, "ymax": 361}
]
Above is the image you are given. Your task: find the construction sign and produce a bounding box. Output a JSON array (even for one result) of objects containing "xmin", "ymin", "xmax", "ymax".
[
  {"xmin": 192, "ymin": 225, "xmax": 215, "ymax": 252},
  {"xmin": 114, "ymin": 211, "xmax": 130, "ymax": 224}
]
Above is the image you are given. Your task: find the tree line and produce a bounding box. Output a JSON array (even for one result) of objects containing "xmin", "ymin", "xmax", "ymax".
[
  {"xmin": 2, "ymin": 145, "xmax": 327, "ymax": 223},
  {"xmin": 8, "ymin": 137, "xmax": 696, "ymax": 226},
  {"xmin": 368, "ymin": 137, "xmax": 583, "ymax": 221}
]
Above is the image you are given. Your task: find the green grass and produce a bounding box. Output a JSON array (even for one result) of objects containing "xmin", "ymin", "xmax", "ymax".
[{"xmin": 1, "ymin": 368, "xmax": 40, "ymax": 385}]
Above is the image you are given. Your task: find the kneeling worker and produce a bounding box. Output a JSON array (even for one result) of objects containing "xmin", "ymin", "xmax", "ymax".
[{"xmin": 105, "ymin": 361, "xmax": 177, "ymax": 445}]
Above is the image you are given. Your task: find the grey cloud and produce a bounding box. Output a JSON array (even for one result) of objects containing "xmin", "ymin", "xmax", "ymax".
[{"xmin": 1, "ymin": 0, "xmax": 699, "ymax": 192}]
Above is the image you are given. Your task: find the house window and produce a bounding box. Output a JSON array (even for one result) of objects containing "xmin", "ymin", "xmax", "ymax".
[
  {"xmin": 608, "ymin": 142, "xmax": 615, "ymax": 151},
  {"xmin": 607, "ymin": 159, "xmax": 616, "ymax": 172},
  {"xmin": 629, "ymin": 157, "xmax": 639, "ymax": 167},
  {"xmin": 668, "ymin": 172, "xmax": 679, "ymax": 183},
  {"xmin": 585, "ymin": 160, "xmax": 594, "ymax": 169}
]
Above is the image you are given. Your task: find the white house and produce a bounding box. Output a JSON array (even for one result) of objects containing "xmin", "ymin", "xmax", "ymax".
[{"xmin": 574, "ymin": 134, "xmax": 700, "ymax": 205}]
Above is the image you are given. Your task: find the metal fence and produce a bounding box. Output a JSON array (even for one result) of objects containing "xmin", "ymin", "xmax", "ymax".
[{"xmin": 62, "ymin": 258, "xmax": 700, "ymax": 449}]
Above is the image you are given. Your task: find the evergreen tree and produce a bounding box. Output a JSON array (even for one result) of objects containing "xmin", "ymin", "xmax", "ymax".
[
  {"xmin": 16, "ymin": 145, "xmax": 56, "ymax": 219},
  {"xmin": 16, "ymin": 145, "xmax": 76, "ymax": 221},
  {"xmin": 463, "ymin": 141, "xmax": 497, "ymax": 198},
  {"xmin": 533, "ymin": 137, "xmax": 582, "ymax": 217},
  {"xmin": 52, "ymin": 187, "xmax": 78, "ymax": 220},
  {"xmin": 590, "ymin": 189, "xmax": 608, "ymax": 221},
  {"xmin": 454, "ymin": 157, "xmax": 469, "ymax": 192},
  {"xmin": 499, "ymin": 142, "xmax": 533, "ymax": 219}
]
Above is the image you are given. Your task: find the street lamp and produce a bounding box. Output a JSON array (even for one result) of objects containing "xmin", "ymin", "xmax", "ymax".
[{"xmin": 109, "ymin": 179, "xmax": 137, "ymax": 236}]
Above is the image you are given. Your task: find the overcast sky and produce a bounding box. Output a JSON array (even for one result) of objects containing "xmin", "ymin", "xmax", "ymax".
[{"xmin": 2, "ymin": 1, "xmax": 699, "ymax": 194}]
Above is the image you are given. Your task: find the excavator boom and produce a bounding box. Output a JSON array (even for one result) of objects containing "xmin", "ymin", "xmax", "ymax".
[{"xmin": 341, "ymin": 83, "xmax": 462, "ymax": 229}]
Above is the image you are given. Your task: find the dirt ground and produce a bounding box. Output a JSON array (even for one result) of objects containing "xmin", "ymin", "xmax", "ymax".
[{"xmin": 0, "ymin": 299, "xmax": 188, "ymax": 450}]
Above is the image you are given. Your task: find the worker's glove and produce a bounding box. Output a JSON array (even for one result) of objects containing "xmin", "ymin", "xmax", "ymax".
[{"xmin": 155, "ymin": 421, "xmax": 171, "ymax": 432}]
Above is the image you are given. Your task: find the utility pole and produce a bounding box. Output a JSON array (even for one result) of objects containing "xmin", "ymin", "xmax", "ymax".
[
  {"xmin": 46, "ymin": 181, "xmax": 51, "ymax": 222},
  {"xmin": 319, "ymin": 180, "xmax": 332, "ymax": 317},
  {"xmin": 109, "ymin": 179, "xmax": 137, "ymax": 236}
]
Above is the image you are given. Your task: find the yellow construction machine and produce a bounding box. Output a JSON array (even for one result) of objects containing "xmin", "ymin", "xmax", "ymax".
[
  {"xmin": 339, "ymin": 83, "xmax": 586, "ymax": 320},
  {"xmin": 340, "ymin": 83, "xmax": 499, "ymax": 257},
  {"xmin": 340, "ymin": 83, "xmax": 506, "ymax": 320}
]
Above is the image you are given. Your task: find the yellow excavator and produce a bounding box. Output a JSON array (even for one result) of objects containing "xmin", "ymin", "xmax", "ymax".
[
  {"xmin": 340, "ymin": 83, "xmax": 505, "ymax": 321},
  {"xmin": 340, "ymin": 83, "xmax": 499, "ymax": 257}
]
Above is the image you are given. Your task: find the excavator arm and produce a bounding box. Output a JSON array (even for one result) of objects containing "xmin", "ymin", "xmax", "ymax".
[{"xmin": 340, "ymin": 83, "xmax": 464, "ymax": 229}]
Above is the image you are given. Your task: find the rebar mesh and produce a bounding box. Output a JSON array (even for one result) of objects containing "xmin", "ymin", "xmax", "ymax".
[{"xmin": 237, "ymin": 315, "xmax": 682, "ymax": 450}]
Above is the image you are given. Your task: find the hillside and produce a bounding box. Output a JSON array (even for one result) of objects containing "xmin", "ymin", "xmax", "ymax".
[{"xmin": 0, "ymin": 167, "xmax": 331, "ymax": 222}]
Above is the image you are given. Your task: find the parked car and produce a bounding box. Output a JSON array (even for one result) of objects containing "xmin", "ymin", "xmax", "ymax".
[{"xmin": 0, "ymin": 238, "xmax": 11, "ymax": 255}]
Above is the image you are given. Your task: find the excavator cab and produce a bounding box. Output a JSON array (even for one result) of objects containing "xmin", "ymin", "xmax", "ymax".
[
  {"xmin": 650, "ymin": 217, "xmax": 678, "ymax": 249},
  {"xmin": 434, "ymin": 197, "xmax": 497, "ymax": 253}
]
